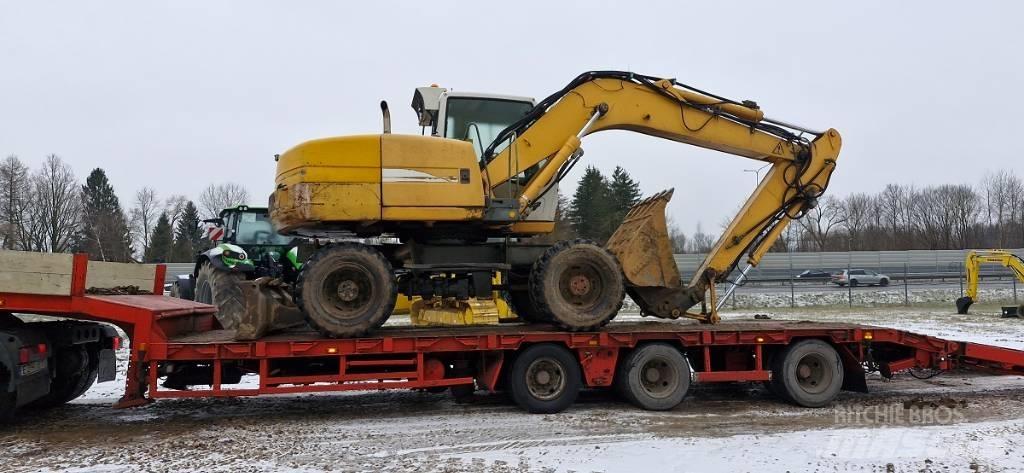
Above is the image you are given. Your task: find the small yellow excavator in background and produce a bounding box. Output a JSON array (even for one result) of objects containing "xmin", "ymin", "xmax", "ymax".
[
  {"xmin": 264, "ymin": 71, "xmax": 842, "ymax": 338},
  {"xmin": 955, "ymin": 250, "xmax": 1024, "ymax": 317}
]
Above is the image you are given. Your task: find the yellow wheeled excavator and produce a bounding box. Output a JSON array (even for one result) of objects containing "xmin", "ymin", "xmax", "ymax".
[
  {"xmin": 267, "ymin": 71, "xmax": 842, "ymax": 337},
  {"xmin": 955, "ymin": 250, "xmax": 1024, "ymax": 316}
]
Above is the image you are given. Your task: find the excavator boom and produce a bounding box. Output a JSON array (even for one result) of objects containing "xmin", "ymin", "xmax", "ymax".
[
  {"xmin": 955, "ymin": 250, "xmax": 1024, "ymax": 314},
  {"xmin": 484, "ymin": 72, "xmax": 841, "ymax": 322}
]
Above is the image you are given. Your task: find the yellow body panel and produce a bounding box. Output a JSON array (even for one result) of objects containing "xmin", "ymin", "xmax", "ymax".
[
  {"xmin": 272, "ymin": 135, "xmax": 382, "ymax": 232},
  {"xmin": 380, "ymin": 135, "xmax": 484, "ymax": 208}
]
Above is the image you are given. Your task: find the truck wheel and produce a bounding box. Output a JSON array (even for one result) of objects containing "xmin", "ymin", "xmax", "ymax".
[
  {"xmin": 508, "ymin": 290, "xmax": 547, "ymax": 323},
  {"xmin": 297, "ymin": 243, "xmax": 396, "ymax": 338},
  {"xmin": 29, "ymin": 347, "xmax": 97, "ymax": 408},
  {"xmin": 529, "ymin": 239, "xmax": 624, "ymax": 331},
  {"xmin": 507, "ymin": 343, "xmax": 581, "ymax": 413},
  {"xmin": 195, "ymin": 263, "xmax": 247, "ymax": 330},
  {"xmin": 615, "ymin": 343, "xmax": 690, "ymax": 410},
  {"xmin": 1, "ymin": 365, "xmax": 14, "ymax": 421},
  {"xmin": 771, "ymin": 339, "xmax": 843, "ymax": 408}
]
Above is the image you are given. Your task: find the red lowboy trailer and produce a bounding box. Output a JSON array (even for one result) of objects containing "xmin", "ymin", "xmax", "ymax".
[{"xmin": 3, "ymin": 253, "xmax": 1024, "ymax": 417}]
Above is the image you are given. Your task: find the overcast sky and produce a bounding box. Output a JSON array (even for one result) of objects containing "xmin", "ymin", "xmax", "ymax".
[{"xmin": 2, "ymin": 1, "xmax": 1021, "ymax": 233}]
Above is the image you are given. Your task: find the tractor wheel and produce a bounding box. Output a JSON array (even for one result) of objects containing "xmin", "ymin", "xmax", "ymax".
[
  {"xmin": 29, "ymin": 347, "xmax": 97, "ymax": 409},
  {"xmin": 507, "ymin": 343, "xmax": 581, "ymax": 413},
  {"xmin": 771, "ymin": 339, "xmax": 844, "ymax": 408},
  {"xmin": 508, "ymin": 290, "xmax": 547, "ymax": 323},
  {"xmin": 529, "ymin": 239, "xmax": 624, "ymax": 331},
  {"xmin": 615, "ymin": 343, "xmax": 691, "ymax": 411},
  {"xmin": 297, "ymin": 243, "xmax": 396, "ymax": 338},
  {"xmin": 195, "ymin": 263, "xmax": 247, "ymax": 330}
]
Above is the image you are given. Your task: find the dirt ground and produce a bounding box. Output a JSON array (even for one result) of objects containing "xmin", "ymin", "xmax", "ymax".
[{"xmin": 2, "ymin": 306, "xmax": 1024, "ymax": 472}]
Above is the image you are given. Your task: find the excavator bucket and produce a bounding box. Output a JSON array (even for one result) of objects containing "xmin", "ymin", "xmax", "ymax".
[
  {"xmin": 235, "ymin": 277, "xmax": 306, "ymax": 340},
  {"xmin": 605, "ymin": 189, "xmax": 681, "ymax": 289}
]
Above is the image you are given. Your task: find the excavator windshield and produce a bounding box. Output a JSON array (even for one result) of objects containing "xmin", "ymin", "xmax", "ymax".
[{"xmin": 443, "ymin": 97, "xmax": 532, "ymax": 158}]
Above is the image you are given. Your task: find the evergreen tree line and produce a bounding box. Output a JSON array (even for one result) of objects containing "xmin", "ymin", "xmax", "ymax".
[
  {"xmin": 554, "ymin": 166, "xmax": 1024, "ymax": 254},
  {"xmin": 0, "ymin": 154, "xmax": 250, "ymax": 263}
]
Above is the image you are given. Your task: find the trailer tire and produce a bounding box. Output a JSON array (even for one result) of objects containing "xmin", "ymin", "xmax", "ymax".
[
  {"xmin": 530, "ymin": 239, "xmax": 624, "ymax": 331},
  {"xmin": 29, "ymin": 347, "xmax": 97, "ymax": 409},
  {"xmin": 615, "ymin": 343, "xmax": 690, "ymax": 411},
  {"xmin": 507, "ymin": 344, "xmax": 581, "ymax": 413},
  {"xmin": 195, "ymin": 263, "xmax": 247, "ymax": 330},
  {"xmin": 772, "ymin": 339, "xmax": 843, "ymax": 408},
  {"xmin": 297, "ymin": 243, "xmax": 396, "ymax": 338}
]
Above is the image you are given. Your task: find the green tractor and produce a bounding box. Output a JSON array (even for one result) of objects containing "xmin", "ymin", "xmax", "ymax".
[{"xmin": 172, "ymin": 206, "xmax": 305, "ymax": 336}]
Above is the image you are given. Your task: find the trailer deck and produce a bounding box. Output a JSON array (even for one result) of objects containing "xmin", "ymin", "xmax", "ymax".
[{"xmin": 3, "ymin": 253, "xmax": 1024, "ymax": 413}]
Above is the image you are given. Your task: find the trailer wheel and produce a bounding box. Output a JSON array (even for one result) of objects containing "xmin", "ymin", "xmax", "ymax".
[
  {"xmin": 529, "ymin": 239, "xmax": 624, "ymax": 331},
  {"xmin": 297, "ymin": 243, "xmax": 396, "ymax": 338},
  {"xmin": 772, "ymin": 339, "xmax": 844, "ymax": 408},
  {"xmin": 29, "ymin": 347, "xmax": 97, "ymax": 409},
  {"xmin": 507, "ymin": 344, "xmax": 581, "ymax": 413},
  {"xmin": 195, "ymin": 262, "xmax": 247, "ymax": 330},
  {"xmin": 615, "ymin": 343, "xmax": 690, "ymax": 410}
]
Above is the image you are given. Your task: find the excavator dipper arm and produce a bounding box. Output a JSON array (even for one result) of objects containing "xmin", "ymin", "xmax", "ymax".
[{"xmin": 484, "ymin": 72, "xmax": 842, "ymax": 322}]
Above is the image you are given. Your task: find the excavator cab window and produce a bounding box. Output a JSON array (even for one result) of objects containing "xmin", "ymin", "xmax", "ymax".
[{"xmin": 443, "ymin": 97, "xmax": 533, "ymax": 159}]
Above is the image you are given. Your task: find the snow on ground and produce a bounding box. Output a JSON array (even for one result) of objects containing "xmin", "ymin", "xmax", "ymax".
[{"xmin": 4, "ymin": 299, "xmax": 1024, "ymax": 472}]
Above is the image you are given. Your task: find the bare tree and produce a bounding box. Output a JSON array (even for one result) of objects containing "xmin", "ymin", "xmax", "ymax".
[
  {"xmin": 0, "ymin": 155, "xmax": 31, "ymax": 249},
  {"xmin": 130, "ymin": 187, "xmax": 159, "ymax": 257},
  {"xmin": 33, "ymin": 154, "xmax": 80, "ymax": 252},
  {"xmin": 689, "ymin": 222, "xmax": 715, "ymax": 254},
  {"xmin": 841, "ymin": 193, "xmax": 872, "ymax": 250},
  {"xmin": 879, "ymin": 184, "xmax": 907, "ymax": 250},
  {"xmin": 198, "ymin": 183, "xmax": 250, "ymax": 219},
  {"xmin": 798, "ymin": 195, "xmax": 847, "ymax": 251},
  {"xmin": 665, "ymin": 216, "xmax": 688, "ymax": 253},
  {"xmin": 164, "ymin": 194, "xmax": 189, "ymax": 229}
]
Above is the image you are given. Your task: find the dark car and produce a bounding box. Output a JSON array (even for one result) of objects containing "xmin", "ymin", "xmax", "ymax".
[{"xmin": 795, "ymin": 269, "xmax": 832, "ymax": 279}]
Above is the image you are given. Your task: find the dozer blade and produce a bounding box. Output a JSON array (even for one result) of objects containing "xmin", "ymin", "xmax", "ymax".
[
  {"xmin": 605, "ymin": 189, "xmax": 708, "ymax": 322},
  {"xmin": 606, "ymin": 189, "xmax": 681, "ymax": 289},
  {"xmin": 235, "ymin": 277, "xmax": 307, "ymax": 341}
]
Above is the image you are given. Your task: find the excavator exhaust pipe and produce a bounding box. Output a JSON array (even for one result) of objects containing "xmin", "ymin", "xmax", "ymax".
[
  {"xmin": 605, "ymin": 189, "xmax": 708, "ymax": 322},
  {"xmin": 235, "ymin": 277, "xmax": 306, "ymax": 340}
]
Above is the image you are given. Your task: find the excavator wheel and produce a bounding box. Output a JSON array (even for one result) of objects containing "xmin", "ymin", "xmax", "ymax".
[
  {"xmin": 195, "ymin": 262, "xmax": 247, "ymax": 330},
  {"xmin": 529, "ymin": 239, "xmax": 624, "ymax": 331},
  {"xmin": 296, "ymin": 243, "xmax": 397, "ymax": 338},
  {"xmin": 508, "ymin": 289, "xmax": 548, "ymax": 323}
]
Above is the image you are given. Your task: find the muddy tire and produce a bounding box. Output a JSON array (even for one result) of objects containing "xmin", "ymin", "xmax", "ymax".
[
  {"xmin": 195, "ymin": 263, "xmax": 247, "ymax": 330},
  {"xmin": 507, "ymin": 343, "xmax": 581, "ymax": 414},
  {"xmin": 772, "ymin": 339, "xmax": 843, "ymax": 408},
  {"xmin": 615, "ymin": 343, "xmax": 690, "ymax": 411},
  {"xmin": 529, "ymin": 239, "xmax": 624, "ymax": 331},
  {"xmin": 29, "ymin": 347, "xmax": 97, "ymax": 409},
  {"xmin": 297, "ymin": 243, "xmax": 396, "ymax": 338},
  {"xmin": 508, "ymin": 290, "xmax": 547, "ymax": 323}
]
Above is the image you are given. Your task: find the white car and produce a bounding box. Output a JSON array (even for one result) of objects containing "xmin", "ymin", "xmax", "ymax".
[{"xmin": 831, "ymin": 269, "xmax": 890, "ymax": 287}]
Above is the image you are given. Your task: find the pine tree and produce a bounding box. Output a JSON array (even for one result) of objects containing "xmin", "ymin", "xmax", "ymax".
[
  {"xmin": 607, "ymin": 166, "xmax": 642, "ymax": 234},
  {"xmin": 567, "ymin": 166, "xmax": 613, "ymax": 242},
  {"xmin": 145, "ymin": 212, "xmax": 173, "ymax": 263},
  {"xmin": 170, "ymin": 201, "xmax": 204, "ymax": 262},
  {"xmin": 79, "ymin": 168, "xmax": 133, "ymax": 261}
]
